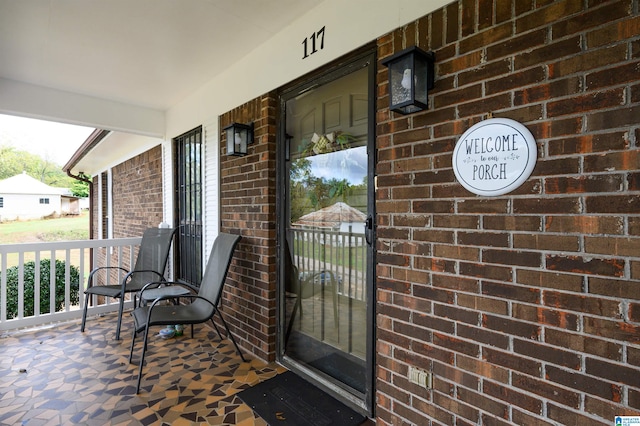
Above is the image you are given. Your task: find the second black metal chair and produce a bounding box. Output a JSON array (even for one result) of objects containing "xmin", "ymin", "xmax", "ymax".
[{"xmin": 129, "ymin": 232, "xmax": 245, "ymax": 393}]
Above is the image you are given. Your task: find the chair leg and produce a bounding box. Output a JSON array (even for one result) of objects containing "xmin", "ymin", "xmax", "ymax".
[
  {"xmin": 128, "ymin": 328, "xmax": 138, "ymax": 363},
  {"xmin": 216, "ymin": 309, "xmax": 246, "ymax": 362},
  {"xmin": 210, "ymin": 319, "xmax": 223, "ymax": 340},
  {"xmin": 115, "ymin": 295, "xmax": 125, "ymax": 340},
  {"xmin": 135, "ymin": 325, "xmax": 151, "ymax": 394},
  {"xmin": 80, "ymin": 292, "xmax": 90, "ymax": 332}
]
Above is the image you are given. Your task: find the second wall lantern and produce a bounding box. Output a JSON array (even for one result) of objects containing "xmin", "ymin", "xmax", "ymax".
[
  {"xmin": 224, "ymin": 122, "xmax": 254, "ymax": 156},
  {"xmin": 381, "ymin": 46, "xmax": 435, "ymax": 114}
]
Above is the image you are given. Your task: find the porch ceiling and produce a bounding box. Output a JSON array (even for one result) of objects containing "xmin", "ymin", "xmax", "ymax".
[{"xmin": 0, "ymin": 0, "xmax": 320, "ymax": 114}]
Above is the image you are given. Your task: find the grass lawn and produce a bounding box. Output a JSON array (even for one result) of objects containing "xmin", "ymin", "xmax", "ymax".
[
  {"xmin": 0, "ymin": 213, "xmax": 90, "ymax": 268},
  {"xmin": 0, "ymin": 212, "xmax": 90, "ymax": 245}
]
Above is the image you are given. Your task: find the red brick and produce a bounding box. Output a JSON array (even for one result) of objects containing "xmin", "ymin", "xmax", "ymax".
[
  {"xmin": 512, "ymin": 303, "xmax": 579, "ymax": 330},
  {"xmin": 483, "ymin": 314, "xmax": 541, "ymax": 341},
  {"xmin": 482, "ymin": 249, "xmax": 542, "ymax": 268},
  {"xmin": 457, "ymin": 353, "xmax": 509, "ymax": 384},
  {"xmin": 458, "ymin": 294, "xmax": 508, "ymax": 315},
  {"xmin": 513, "ymin": 372, "xmax": 580, "ymax": 407},
  {"xmin": 458, "ymin": 231, "xmax": 510, "ymax": 248},
  {"xmin": 432, "ymin": 214, "xmax": 479, "ymax": 229},
  {"xmin": 483, "ymin": 380, "xmax": 543, "ymax": 415},
  {"xmin": 586, "ymin": 236, "xmax": 640, "ymax": 257},
  {"xmin": 434, "ymin": 332, "xmax": 480, "ymax": 357},
  {"xmin": 588, "ymin": 106, "xmax": 640, "ymax": 131},
  {"xmin": 457, "ymin": 199, "xmax": 509, "ymax": 214},
  {"xmin": 548, "ymin": 402, "xmax": 615, "ymax": 426},
  {"xmin": 586, "ymin": 358, "xmax": 640, "ymax": 388},
  {"xmin": 545, "ymin": 215, "xmax": 624, "ymax": 235},
  {"xmin": 549, "ymin": 44, "xmax": 628, "ymax": 79},
  {"xmin": 514, "ymin": 36, "xmax": 582, "ymax": 70},
  {"xmin": 458, "ymin": 387, "xmax": 509, "ymax": 419},
  {"xmin": 584, "ymin": 316, "xmax": 640, "ymax": 343},
  {"xmin": 432, "ymin": 273, "xmax": 480, "ymax": 293},
  {"xmin": 586, "ymin": 194, "xmax": 640, "ymax": 214},
  {"xmin": 548, "ymin": 88, "xmax": 624, "ymax": 117},
  {"xmin": 483, "ymin": 215, "xmax": 541, "ymax": 232},
  {"xmin": 546, "ymin": 255, "xmax": 624, "ymax": 277},
  {"xmin": 588, "ymin": 277, "xmax": 640, "ymax": 300},
  {"xmin": 516, "ymin": 269, "xmax": 583, "ymax": 292},
  {"xmin": 545, "ymin": 328, "xmax": 622, "ymax": 361},
  {"xmin": 544, "ymin": 291, "xmax": 621, "ymax": 316},
  {"xmin": 460, "ymin": 262, "xmax": 512, "ymax": 281},
  {"xmin": 482, "ymin": 281, "xmax": 540, "ymax": 304},
  {"xmin": 458, "ymin": 323, "xmax": 509, "ymax": 349},
  {"xmin": 515, "ymin": 0, "xmax": 583, "ymax": 33},
  {"xmin": 548, "ymin": 131, "xmax": 628, "ymax": 156},
  {"xmin": 514, "ymin": 233, "xmax": 580, "ymax": 252},
  {"xmin": 434, "ymin": 303, "xmax": 480, "ymax": 325},
  {"xmin": 513, "ymin": 197, "xmax": 581, "ymax": 214}
]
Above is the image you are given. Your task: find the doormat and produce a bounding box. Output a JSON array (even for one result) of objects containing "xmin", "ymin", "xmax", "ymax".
[{"xmin": 237, "ymin": 371, "xmax": 365, "ymax": 426}]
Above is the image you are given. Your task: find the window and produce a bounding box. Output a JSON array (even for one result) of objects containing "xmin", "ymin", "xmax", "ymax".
[
  {"xmin": 39, "ymin": 198, "xmax": 50, "ymax": 204},
  {"xmin": 174, "ymin": 127, "xmax": 203, "ymax": 286},
  {"xmin": 0, "ymin": 197, "xmax": 3, "ymax": 208}
]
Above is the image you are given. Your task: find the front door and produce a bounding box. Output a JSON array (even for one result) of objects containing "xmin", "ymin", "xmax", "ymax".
[{"xmin": 278, "ymin": 53, "xmax": 375, "ymax": 413}]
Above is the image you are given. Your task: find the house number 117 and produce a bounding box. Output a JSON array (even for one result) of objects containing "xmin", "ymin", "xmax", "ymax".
[{"xmin": 302, "ymin": 26, "xmax": 325, "ymax": 59}]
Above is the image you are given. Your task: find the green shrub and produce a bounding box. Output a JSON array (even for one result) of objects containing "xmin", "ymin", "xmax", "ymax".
[{"xmin": 2, "ymin": 259, "xmax": 80, "ymax": 319}]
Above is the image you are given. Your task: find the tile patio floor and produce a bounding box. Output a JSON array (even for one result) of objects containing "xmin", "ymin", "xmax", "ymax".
[{"xmin": 0, "ymin": 312, "xmax": 285, "ymax": 425}]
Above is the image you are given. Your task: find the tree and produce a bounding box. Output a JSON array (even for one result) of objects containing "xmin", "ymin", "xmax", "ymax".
[
  {"xmin": 70, "ymin": 178, "xmax": 90, "ymax": 198},
  {"xmin": 0, "ymin": 144, "xmax": 78, "ymax": 189}
]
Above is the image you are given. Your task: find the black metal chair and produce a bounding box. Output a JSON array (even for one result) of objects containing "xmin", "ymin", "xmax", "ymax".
[
  {"xmin": 128, "ymin": 232, "xmax": 245, "ymax": 393},
  {"xmin": 81, "ymin": 227, "xmax": 176, "ymax": 340}
]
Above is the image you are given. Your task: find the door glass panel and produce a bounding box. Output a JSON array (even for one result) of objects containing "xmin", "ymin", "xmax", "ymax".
[{"xmin": 284, "ymin": 67, "xmax": 369, "ymax": 394}]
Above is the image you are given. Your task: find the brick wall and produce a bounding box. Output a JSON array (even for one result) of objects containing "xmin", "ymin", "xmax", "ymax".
[
  {"xmin": 90, "ymin": 146, "xmax": 164, "ymax": 288},
  {"xmin": 375, "ymin": 0, "xmax": 640, "ymax": 424},
  {"xmin": 90, "ymin": 146, "xmax": 164, "ymax": 239},
  {"xmin": 111, "ymin": 146, "xmax": 164, "ymax": 238},
  {"xmin": 219, "ymin": 94, "xmax": 278, "ymax": 362}
]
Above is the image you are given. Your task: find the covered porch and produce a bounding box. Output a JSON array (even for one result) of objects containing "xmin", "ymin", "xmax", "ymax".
[{"xmin": 0, "ymin": 312, "xmax": 280, "ymax": 425}]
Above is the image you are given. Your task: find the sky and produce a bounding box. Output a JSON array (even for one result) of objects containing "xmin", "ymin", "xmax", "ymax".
[{"xmin": 0, "ymin": 114, "xmax": 95, "ymax": 165}]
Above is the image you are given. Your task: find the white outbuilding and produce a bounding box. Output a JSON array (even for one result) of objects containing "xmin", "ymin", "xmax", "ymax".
[{"xmin": 0, "ymin": 172, "xmax": 76, "ymax": 221}]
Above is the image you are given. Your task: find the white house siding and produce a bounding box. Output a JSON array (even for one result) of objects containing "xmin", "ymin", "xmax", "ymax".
[
  {"xmin": 203, "ymin": 120, "xmax": 220, "ymax": 260},
  {"xmin": 0, "ymin": 193, "xmax": 61, "ymax": 221}
]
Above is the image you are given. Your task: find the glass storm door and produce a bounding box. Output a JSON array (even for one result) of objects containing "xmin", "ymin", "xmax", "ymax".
[{"xmin": 279, "ymin": 54, "xmax": 374, "ymax": 412}]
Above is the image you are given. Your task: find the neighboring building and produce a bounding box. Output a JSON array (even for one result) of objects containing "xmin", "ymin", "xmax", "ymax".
[
  {"xmin": 5, "ymin": 0, "xmax": 640, "ymax": 424},
  {"xmin": 0, "ymin": 172, "xmax": 77, "ymax": 221}
]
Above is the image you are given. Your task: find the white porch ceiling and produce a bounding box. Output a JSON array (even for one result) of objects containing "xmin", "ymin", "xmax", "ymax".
[{"xmin": 0, "ymin": 0, "xmax": 321, "ymax": 113}]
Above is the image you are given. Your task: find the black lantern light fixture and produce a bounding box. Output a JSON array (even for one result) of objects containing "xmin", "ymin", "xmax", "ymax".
[
  {"xmin": 381, "ymin": 46, "xmax": 435, "ymax": 114},
  {"xmin": 224, "ymin": 122, "xmax": 254, "ymax": 156}
]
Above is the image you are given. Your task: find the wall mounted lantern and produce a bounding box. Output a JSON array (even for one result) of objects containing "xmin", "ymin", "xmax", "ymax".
[
  {"xmin": 224, "ymin": 122, "xmax": 254, "ymax": 156},
  {"xmin": 381, "ymin": 46, "xmax": 435, "ymax": 114}
]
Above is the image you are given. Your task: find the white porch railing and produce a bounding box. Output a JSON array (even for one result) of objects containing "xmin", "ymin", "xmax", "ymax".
[{"xmin": 0, "ymin": 237, "xmax": 141, "ymax": 332}]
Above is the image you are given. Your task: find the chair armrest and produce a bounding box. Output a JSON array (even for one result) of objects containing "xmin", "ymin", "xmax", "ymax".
[
  {"xmin": 144, "ymin": 294, "xmax": 215, "ymax": 323},
  {"xmin": 123, "ymin": 269, "xmax": 166, "ymax": 283},
  {"xmin": 86, "ymin": 266, "xmax": 129, "ymax": 289}
]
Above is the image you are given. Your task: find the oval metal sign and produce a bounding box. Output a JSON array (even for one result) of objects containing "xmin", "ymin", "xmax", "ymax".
[{"xmin": 452, "ymin": 118, "xmax": 537, "ymax": 196}]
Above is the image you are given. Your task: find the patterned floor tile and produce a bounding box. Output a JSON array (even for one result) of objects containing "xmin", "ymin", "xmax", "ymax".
[{"xmin": 0, "ymin": 312, "xmax": 283, "ymax": 425}]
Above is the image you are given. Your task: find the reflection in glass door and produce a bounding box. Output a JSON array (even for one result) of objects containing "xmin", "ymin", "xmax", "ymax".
[{"xmin": 280, "ymin": 56, "xmax": 374, "ymax": 410}]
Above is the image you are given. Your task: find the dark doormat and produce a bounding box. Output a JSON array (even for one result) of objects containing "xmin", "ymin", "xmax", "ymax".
[{"xmin": 238, "ymin": 371, "xmax": 366, "ymax": 426}]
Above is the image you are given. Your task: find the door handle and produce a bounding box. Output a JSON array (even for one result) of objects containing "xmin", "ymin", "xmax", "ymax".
[{"xmin": 365, "ymin": 215, "xmax": 373, "ymax": 246}]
